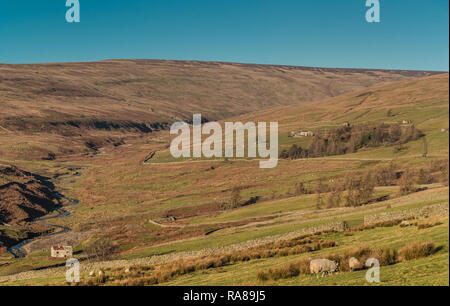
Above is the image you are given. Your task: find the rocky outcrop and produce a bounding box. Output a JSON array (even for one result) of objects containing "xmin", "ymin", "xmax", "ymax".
[
  {"xmin": 0, "ymin": 167, "xmax": 59, "ymax": 225},
  {"xmin": 0, "ymin": 166, "xmax": 62, "ymax": 250}
]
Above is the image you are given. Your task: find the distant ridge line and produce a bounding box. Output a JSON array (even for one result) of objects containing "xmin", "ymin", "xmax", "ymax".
[{"xmin": 1, "ymin": 58, "xmax": 447, "ymax": 75}]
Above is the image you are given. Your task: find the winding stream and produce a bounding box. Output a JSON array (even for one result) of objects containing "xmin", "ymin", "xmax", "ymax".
[{"xmin": 7, "ymin": 183, "xmax": 80, "ymax": 258}]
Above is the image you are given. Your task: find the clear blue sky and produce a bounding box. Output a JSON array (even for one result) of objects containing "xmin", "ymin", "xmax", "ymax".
[{"xmin": 0, "ymin": 0, "xmax": 448, "ymax": 71}]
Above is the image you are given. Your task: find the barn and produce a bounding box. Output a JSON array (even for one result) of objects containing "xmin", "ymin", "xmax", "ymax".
[{"xmin": 51, "ymin": 246, "xmax": 73, "ymax": 258}]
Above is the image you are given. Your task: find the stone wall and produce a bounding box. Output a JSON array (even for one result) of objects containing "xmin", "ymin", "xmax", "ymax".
[
  {"xmin": 364, "ymin": 203, "xmax": 449, "ymax": 225},
  {"xmin": 0, "ymin": 221, "xmax": 349, "ymax": 282}
]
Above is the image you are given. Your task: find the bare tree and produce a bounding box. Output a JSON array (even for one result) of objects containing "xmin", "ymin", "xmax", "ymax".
[
  {"xmin": 85, "ymin": 237, "xmax": 116, "ymax": 262},
  {"xmin": 399, "ymin": 171, "xmax": 416, "ymax": 195},
  {"xmin": 422, "ymin": 137, "xmax": 428, "ymax": 158},
  {"xmin": 359, "ymin": 173, "xmax": 375, "ymax": 204},
  {"xmin": 220, "ymin": 186, "xmax": 242, "ymax": 210},
  {"xmin": 326, "ymin": 190, "xmax": 342, "ymax": 208},
  {"xmin": 295, "ymin": 182, "xmax": 308, "ymax": 195},
  {"xmin": 315, "ymin": 179, "xmax": 326, "ymax": 209}
]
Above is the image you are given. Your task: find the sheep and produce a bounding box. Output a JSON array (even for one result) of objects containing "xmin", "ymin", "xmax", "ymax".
[
  {"xmin": 349, "ymin": 257, "xmax": 361, "ymax": 271},
  {"xmin": 310, "ymin": 259, "xmax": 339, "ymax": 278},
  {"xmin": 400, "ymin": 220, "xmax": 412, "ymax": 227}
]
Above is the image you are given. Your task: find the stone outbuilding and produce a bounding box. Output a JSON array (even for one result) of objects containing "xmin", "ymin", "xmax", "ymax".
[
  {"xmin": 289, "ymin": 131, "xmax": 315, "ymax": 137},
  {"xmin": 402, "ymin": 120, "xmax": 412, "ymax": 125},
  {"xmin": 51, "ymin": 246, "xmax": 73, "ymax": 258}
]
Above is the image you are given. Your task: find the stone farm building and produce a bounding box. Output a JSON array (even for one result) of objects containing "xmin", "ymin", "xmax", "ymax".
[
  {"xmin": 290, "ymin": 131, "xmax": 315, "ymax": 137},
  {"xmin": 51, "ymin": 246, "xmax": 73, "ymax": 258}
]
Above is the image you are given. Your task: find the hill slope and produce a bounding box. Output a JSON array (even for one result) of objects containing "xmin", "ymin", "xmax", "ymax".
[
  {"xmin": 234, "ymin": 73, "xmax": 449, "ymax": 157},
  {"xmin": 0, "ymin": 60, "xmax": 443, "ymax": 160},
  {"xmin": 0, "ymin": 66, "xmax": 448, "ymax": 285},
  {"xmin": 0, "ymin": 60, "xmax": 442, "ymax": 128},
  {"xmin": 235, "ymin": 73, "xmax": 449, "ymax": 127}
]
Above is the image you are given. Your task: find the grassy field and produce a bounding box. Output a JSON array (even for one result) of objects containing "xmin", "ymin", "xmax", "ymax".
[
  {"xmin": 117, "ymin": 188, "xmax": 448, "ymax": 260},
  {"xmin": 154, "ymin": 218, "xmax": 449, "ymax": 286},
  {"xmin": 0, "ymin": 71, "xmax": 448, "ymax": 286},
  {"xmin": 5, "ymin": 215, "xmax": 447, "ymax": 286},
  {"xmin": 159, "ymin": 217, "xmax": 449, "ymax": 286}
]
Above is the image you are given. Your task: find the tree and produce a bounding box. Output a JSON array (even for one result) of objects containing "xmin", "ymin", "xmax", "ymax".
[
  {"xmin": 399, "ymin": 171, "xmax": 416, "ymax": 195},
  {"xmin": 229, "ymin": 186, "xmax": 242, "ymax": 209},
  {"xmin": 315, "ymin": 179, "xmax": 326, "ymax": 209},
  {"xmin": 374, "ymin": 162, "xmax": 396, "ymax": 186},
  {"xmin": 85, "ymin": 237, "xmax": 116, "ymax": 262},
  {"xmin": 279, "ymin": 149, "xmax": 289, "ymax": 159},
  {"xmin": 344, "ymin": 175, "xmax": 361, "ymax": 207},
  {"xmin": 388, "ymin": 162, "xmax": 397, "ymax": 183},
  {"xmin": 326, "ymin": 190, "xmax": 342, "ymax": 208},
  {"xmin": 442, "ymin": 163, "xmax": 449, "ymax": 187},
  {"xmin": 359, "ymin": 173, "xmax": 375, "ymax": 204},
  {"xmin": 389, "ymin": 124, "xmax": 402, "ymax": 142},
  {"xmin": 295, "ymin": 182, "xmax": 308, "ymax": 195},
  {"xmin": 422, "ymin": 137, "xmax": 428, "ymax": 158},
  {"xmin": 316, "ymin": 193, "xmax": 323, "ymax": 210},
  {"xmin": 417, "ymin": 169, "xmax": 428, "ymax": 185}
]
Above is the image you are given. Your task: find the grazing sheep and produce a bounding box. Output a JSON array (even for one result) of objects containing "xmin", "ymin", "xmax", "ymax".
[
  {"xmin": 349, "ymin": 257, "xmax": 361, "ymax": 271},
  {"xmin": 310, "ymin": 259, "xmax": 339, "ymax": 278},
  {"xmin": 89, "ymin": 270, "xmax": 95, "ymax": 277},
  {"xmin": 400, "ymin": 220, "xmax": 412, "ymax": 227}
]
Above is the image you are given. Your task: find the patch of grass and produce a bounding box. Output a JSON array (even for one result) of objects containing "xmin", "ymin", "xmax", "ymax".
[
  {"xmin": 399, "ymin": 241, "xmax": 438, "ymax": 261},
  {"xmin": 159, "ymin": 217, "xmax": 448, "ymax": 286}
]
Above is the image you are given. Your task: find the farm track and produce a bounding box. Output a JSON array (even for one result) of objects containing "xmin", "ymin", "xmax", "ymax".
[
  {"xmin": 0, "ymin": 125, "xmax": 12, "ymax": 133},
  {"xmin": 147, "ymin": 219, "xmax": 184, "ymax": 229},
  {"xmin": 145, "ymin": 154, "xmax": 449, "ymax": 166}
]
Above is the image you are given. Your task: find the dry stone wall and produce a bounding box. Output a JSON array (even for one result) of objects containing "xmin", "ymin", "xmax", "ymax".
[
  {"xmin": 364, "ymin": 203, "xmax": 449, "ymax": 225},
  {"xmin": 0, "ymin": 221, "xmax": 348, "ymax": 282}
]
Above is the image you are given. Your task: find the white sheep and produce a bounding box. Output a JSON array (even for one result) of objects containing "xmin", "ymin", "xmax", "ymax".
[
  {"xmin": 349, "ymin": 257, "xmax": 361, "ymax": 271},
  {"xmin": 310, "ymin": 259, "xmax": 339, "ymax": 278}
]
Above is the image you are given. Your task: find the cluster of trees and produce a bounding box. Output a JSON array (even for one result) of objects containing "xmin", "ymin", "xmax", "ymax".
[
  {"xmin": 280, "ymin": 123, "xmax": 424, "ymax": 160},
  {"xmin": 222, "ymin": 160, "xmax": 447, "ymax": 212},
  {"xmin": 312, "ymin": 162, "xmax": 399, "ymax": 209},
  {"xmin": 316, "ymin": 173, "xmax": 376, "ymax": 209},
  {"xmin": 315, "ymin": 159, "xmax": 448, "ymax": 209}
]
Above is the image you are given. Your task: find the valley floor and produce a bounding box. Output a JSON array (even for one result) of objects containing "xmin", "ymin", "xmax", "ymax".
[
  {"xmin": 1, "ymin": 187, "xmax": 448, "ymax": 286},
  {"xmin": 0, "ymin": 72, "xmax": 448, "ymax": 286}
]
